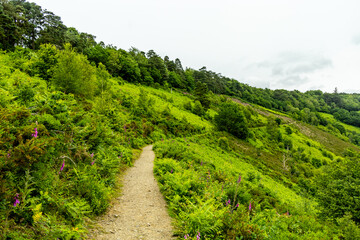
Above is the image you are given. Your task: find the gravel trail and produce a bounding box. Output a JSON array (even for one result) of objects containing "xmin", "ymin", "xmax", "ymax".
[{"xmin": 90, "ymin": 145, "xmax": 175, "ymax": 240}]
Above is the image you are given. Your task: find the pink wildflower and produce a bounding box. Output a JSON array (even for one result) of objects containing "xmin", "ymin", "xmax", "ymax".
[
  {"xmin": 13, "ymin": 194, "xmax": 20, "ymax": 207},
  {"xmin": 237, "ymin": 175, "xmax": 242, "ymax": 183},
  {"xmin": 59, "ymin": 159, "xmax": 65, "ymax": 174},
  {"xmin": 31, "ymin": 127, "xmax": 38, "ymax": 138},
  {"xmin": 90, "ymin": 153, "xmax": 94, "ymax": 158},
  {"xmin": 184, "ymin": 234, "xmax": 189, "ymax": 239},
  {"xmin": 249, "ymin": 201, "xmax": 252, "ymax": 211}
]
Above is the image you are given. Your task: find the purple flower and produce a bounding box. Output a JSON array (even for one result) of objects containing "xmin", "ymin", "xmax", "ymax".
[
  {"xmin": 197, "ymin": 232, "xmax": 201, "ymax": 240},
  {"xmin": 90, "ymin": 153, "xmax": 94, "ymax": 158},
  {"xmin": 59, "ymin": 159, "xmax": 65, "ymax": 174},
  {"xmin": 237, "ymin": 175, "xmax": 242, "ymax": 184},
  {"xmin": 13, "ymin": 194, "xmax": 20, "ymax": 207},
  {"xmin": 7, "ymin": 153, "xmax": 10, "ymax": 159},
  {"xmin": 184, "ymin": 234, "xmax": 189, "ymax": 239},
  {"xmin": 91, "ymin": 159, "xmax": 96, "ymax": 165},
  {"xmin": 31, "ymin": 127, "xmax": 38, "ymax": 138},
  {"xmin": 236, "ymin": 203, "xmax": 239, "ymax": 208},
  {"xmin": 226, "ymin": 199, "xmax": 231, "ymax": 206},
  {"xmin": 161, "ymin": 138, "xmax": 164, "ymax": 142},
  {"xmin": 171, "ymin": 169, "xmax": 173, "ymax": 173},
  {"xmin": 249, "ymin": 201, "xmax": 252, "ymax": 211}
]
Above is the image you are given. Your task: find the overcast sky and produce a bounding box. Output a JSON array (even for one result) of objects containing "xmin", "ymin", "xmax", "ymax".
[{"xmin": 32, "ymin": 0, "xmax": 360, "ymax": 93}]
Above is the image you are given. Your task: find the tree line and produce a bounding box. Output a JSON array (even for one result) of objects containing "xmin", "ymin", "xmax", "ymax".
[{"xmin": 2, "ymin": 0, "xmax": 360, "ymax": 131}]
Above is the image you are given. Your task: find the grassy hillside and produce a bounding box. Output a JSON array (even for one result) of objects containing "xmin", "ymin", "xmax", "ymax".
[
  {"xmin": 1, "ymin": 1, "xmax": 360, "ymax": 238},
  {"xmin": 1, "ymin": 44, "xmax": 360, "ymax": 239}
]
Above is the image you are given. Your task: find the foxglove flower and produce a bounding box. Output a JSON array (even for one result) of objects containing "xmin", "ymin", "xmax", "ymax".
[
  {"xmin": 237, "ymin": 175, "xmax": 242, "ymax": 183},
  {"xmin": 32, "ymin": 127, "xmax": 38, "ymax": 138},
  {"xmin": 59, "ymin": 160, "xmax": 65, "ymax": 174},
  {"xmin": 13, "ymin": 194, "xmax": 20, "ymax": 207}
]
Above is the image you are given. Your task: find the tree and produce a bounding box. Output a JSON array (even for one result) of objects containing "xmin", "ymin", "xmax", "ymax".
[
  {"xmin": 31, "ymin": 43, "xmax": 59, "ymax": 82},
  {"xmin": 16, "ymin": 0, "xmax": 44, "ymax": 49},
  {"xmin": 147, "ymin": 50, "xmax": 168, "ymax": 84},
  {"xmin": 184, "ymin": 68, "xmax": 195, "ymax": 91},
  {"xmin": 0, "ymin": 0, "xmax": 23, "ymax": 50},
  {"xmin": 64, "ymin": 27, "xmax": 96, "ymax": 52},
  {"xmin": 168, "ymin": 71, "xmax": 183, "ymax": 89},
  {"xmin": 85, "ymin": 42, "xmax": 109, "ymax": 66},
  {"xmin": 194, "ymin": 81, "xmax": 210, "ymax": 110},
  {"xmin": 36, "ymin": 10, "xmax": 67, "ymax": 48},
  {"xmin": 316, "ymin": 157, "xmax": 360, "ymax": 223},
  {"xmin": 52, "ymin": 44, "xmax": 96, "ymax": 98},
  {"xmin": 215, "ymin": 102, "xmax": 249, "ymax": 139}
]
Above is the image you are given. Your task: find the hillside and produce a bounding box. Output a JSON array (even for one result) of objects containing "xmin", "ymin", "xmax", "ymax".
[{"xmin": 1, "ymin": 1, "xmax": 360, "ymax": 239}]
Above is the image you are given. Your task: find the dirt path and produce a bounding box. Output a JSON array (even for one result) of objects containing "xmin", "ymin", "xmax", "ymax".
[{"xmin": 89, "ymin": 145, "xmax": 175, "ymax": 240}]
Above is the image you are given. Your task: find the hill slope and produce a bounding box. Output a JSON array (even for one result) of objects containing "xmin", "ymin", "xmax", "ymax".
[{"xmin": 1, "ymin": 1, "xmax": 360, "ymax": 239}]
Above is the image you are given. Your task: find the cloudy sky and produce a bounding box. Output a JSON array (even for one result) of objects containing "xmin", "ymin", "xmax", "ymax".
[{"xmin": 32, "ymin": 0, "xmax": 360, "ymax": 93}]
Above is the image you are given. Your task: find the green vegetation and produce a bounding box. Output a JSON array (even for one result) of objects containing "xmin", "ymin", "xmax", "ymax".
[{"xmin": 1, "ymin": 0, "xmax": 360, "ymax": 239}]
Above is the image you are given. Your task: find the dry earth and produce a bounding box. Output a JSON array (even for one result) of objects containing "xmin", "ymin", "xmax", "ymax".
[{"xmin": 89, "ymin": 145, "xmax": 175, "ymax": 240}]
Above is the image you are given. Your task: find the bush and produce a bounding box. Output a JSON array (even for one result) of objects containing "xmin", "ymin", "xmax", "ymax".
[
  {"xmin": 316, "ymin": 158, "xmax": 360, "ymax": 223},
  {"xmin": 52, "ymin": 44, "xmax": 96, "ymax": 98},
  {"xmin": 218, "ymin": 137, "xmax": 230, "ymax": 151},
  {"xmin": 215, "ymin": 102, "xmax": 249, "ymax": 139}
]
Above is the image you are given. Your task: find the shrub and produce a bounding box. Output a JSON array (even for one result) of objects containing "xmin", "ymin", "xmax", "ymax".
[
  {"xmin": 316, "ymin": 158, "xmax": 360, "ymax": 223},
  {"xmin": 218, "ymin": 137, "xmax": 230, "ymax": 151},
  {"xmin": 215, "ymin": 102, "xmax": 249, "ymax": 139},
  {"xmin": 52, "ymin": 44, "xmax": 96, "ymax": 98}
]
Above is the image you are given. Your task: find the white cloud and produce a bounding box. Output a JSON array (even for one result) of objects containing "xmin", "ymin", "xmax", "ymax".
[
  {"xmin": 353, "ymin": 34, "xmax": 360, "ymax": 45},
  {"xmin": 248, "ymin": 52, "xmax": 333, "ymax": 90}
]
